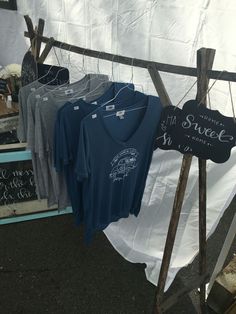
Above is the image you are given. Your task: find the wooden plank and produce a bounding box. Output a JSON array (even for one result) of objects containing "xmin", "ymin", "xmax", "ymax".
[
  {"xmin": 148, "ymin": 63, "xmax": 172, "ymax": 107},
  {"xmin": 161, "ymin": 274, "xmax": 210, "ymax": 312},
  {"xmin": 0, "ymin": 200, "xmax": 57, "ymax": 219},
  {"xmin": 24, "ymin": 31, "xmax": 197, "ymax": 76},
  {"xmin": 0, "ymin": 99, "xmax": 18, "ymax": 118},
  {"xmin": 0, "ymin": 149, "xmax": 30, "ymax": 162},
  {"xmin": 38, "ymin": 37, "xmax": 55, "ymax": 64},
  {"xmin": 154, "ymin": 154, "xmax": 193, "ymax": 314},
  {"xmin": 208, "ymin": 256, "xmax": 236, "ymax": 313},
  {"xmin": 197, "ymin": 48, "xmax": 216, "ymax": 314},
  {"xmin": 24, "ymin": 15, "xmax": 35, "ymax": 48},
  {"xmin": 0, "ymin": 143, "xmax": 27, "ymax": 152},
  {"xmin": 0, "ymin": 115, "xmax": 19, "ymax": 134},
  {"xmin": 0, "ymin": 208, "xmax": 72, "ymax": 225}
]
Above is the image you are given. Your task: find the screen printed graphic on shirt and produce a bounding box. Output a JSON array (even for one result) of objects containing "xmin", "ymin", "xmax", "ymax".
[{"xmin": 109, "ymin": 148, "xmax": 139, "ymax": 182}]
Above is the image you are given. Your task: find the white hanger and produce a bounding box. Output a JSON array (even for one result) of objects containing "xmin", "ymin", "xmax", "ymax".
[
  {"xmin": 68, "ymin": 50, "xmax": 109, "ymax": 101},
  {"xmin": 20, "ymin": 42, "xmax": 61, "ymax": 89},
  {"xmin": 69, "ymin": 51, "xmax": 129, "ymax": 103},
  {"xmin": 32, "ymin": 41, "xmax": 72, "ymax": 95},
  {"xmin": 98, "ymin": 57, "xmax": 135, "ymax": 108},
  {"xmin": 65, "ymin": 44, "xmax": 85, "ymax": 75},
  {"xmin": 99, "ymin": 58, "xmax": 149, "ymax": 118}
]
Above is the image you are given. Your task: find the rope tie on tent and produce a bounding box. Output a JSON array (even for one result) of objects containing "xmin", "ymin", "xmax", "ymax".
[
  {"xmin": 207, "ymin": 92, "xmax": 211, "ymax": 109},
  {"xmin": 52, "ymin": 46, "xmax": 60, "ymax": 66},
  {"xmin": 175, "ymin": 79, "xmax": 198, "ymax": 108},
  {"xmin": 175, "ymin": 70, "xmax": 226, "ymax": 110},
  {"xmin": 197, "ymin": 70, "xmax": 225, "ymax": 106}
]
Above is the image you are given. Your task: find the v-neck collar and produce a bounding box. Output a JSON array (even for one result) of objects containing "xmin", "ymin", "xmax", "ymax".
[{"xmin": 98, "ymin": 96, "xmax": 151, "ymax": 146}]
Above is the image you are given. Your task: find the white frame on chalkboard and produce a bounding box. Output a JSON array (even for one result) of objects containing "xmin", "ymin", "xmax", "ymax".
[{"xmin": 0, "ymin": 149, "xmax": 72, "ymax": 224}]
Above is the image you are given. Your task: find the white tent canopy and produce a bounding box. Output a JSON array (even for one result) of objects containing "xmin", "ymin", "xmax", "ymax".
[{"xmin": 0, "ymin": 0, "xmax": 235, "ymax": 290}]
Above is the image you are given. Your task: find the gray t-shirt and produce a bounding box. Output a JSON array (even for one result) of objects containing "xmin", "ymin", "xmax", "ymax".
[
  {"xmin": 26, "ymin": 83, "xmax": 62, "ymax": 199},
  {"xmin": 35, "ymin": 74, "xmax": 111, "ymax": 208},
  {"xmin": 17, "ymin": 80, "xmax": 41, "ymax": 142},
  {"xmin": 17, "ymin": 80, "xmax": 58, "ymax": 199}
]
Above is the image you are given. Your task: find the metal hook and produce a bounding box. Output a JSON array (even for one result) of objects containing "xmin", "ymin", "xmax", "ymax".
[
  {"xmin": 130, "ymin": 58, "xmax": 134, "ymax": 83},
  {"xmin": 111, "ymin": 54, "xmax": 116, "ymax": 81},
  {"xmin": 67, "ymin": 44, "xmax": 72, "ymax": 66},
  {"xmin": 97, "ymin": 51, "xmax": 102, "ymax": 74},
  {"xmin": 197, "ymin": 70, "xmax": 226, "ymax": 106},
  {"xmin": 82, "ymin": 48, "xmax": 86, "ymax": 74}
]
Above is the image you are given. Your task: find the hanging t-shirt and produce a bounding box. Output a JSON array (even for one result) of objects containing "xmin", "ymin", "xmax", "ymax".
[
  {"xmin": 17, "ymin": 65, "xmax": 69, "ymax": 142},
  {"xmin": 26, "ymin": 83, "xmax": 68, "ymax": 199},
  {"xmin": 76, "ymin": 95, "xmax": 163, "ymax": 241},
  {"xmin": 34, "ymin": 74, "xmax": 110, "ymax": 208},
  {"xmin": 17, "ymin": 80, "xmax": 41, "ymax": 142},
  {"xmin": 54, "ymin": 83, "xmax": 135, "ymax": 221}
]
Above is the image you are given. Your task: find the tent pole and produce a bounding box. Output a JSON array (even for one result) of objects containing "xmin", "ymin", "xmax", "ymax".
[{"xmin": 197, "ymin": 48, "xmax": 216, "ymax": 313}]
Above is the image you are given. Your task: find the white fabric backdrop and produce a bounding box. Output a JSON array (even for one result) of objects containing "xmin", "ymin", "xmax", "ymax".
[{"xmin": 0, "ymin": 0, "xmax": 235, "ymax": 290}]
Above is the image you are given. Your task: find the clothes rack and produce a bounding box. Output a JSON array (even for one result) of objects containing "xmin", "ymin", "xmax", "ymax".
[{"xmin": 23, "ymin": 15, "xmax": 236, "ymax": 314}]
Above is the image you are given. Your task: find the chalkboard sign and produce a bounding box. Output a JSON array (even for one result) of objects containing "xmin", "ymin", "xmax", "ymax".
[
  {"xmin": 21, "ymin": 54, "xmax": 70, "ymax": 87},
  {"xmin": 155, "ymin": 105, "xmax": 193, "ymax": 154},
  {"xmin": 37, "ymin": 63, "xmax": 69, "ymax": 85},
  {"xmin": 0, "ymin": 78, "xmax": 7, "ymax": 93},
  {"xmin": 21, "ymin": 51, "xmax": 37, "ymax": 87},
  {"xmin": 0, "ymin": 130, "xmax": 19, "ymax": 145},
  {"xmin": 180, "ymin": 100, "xmax": 236, "ymax": 163},
  {"xmin": 156, "ymin": 101, "xmax": 236, "ymax": 163},
  {"xmin": 0, "ymin": 160, "xmax": 37, "ymax": 205}
]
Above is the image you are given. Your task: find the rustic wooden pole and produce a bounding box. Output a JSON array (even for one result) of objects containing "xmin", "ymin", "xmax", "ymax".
[
  {"xmin": 24, "ymin": 16, "xmax": 34, "ymax": 41},
  {"xmin": 161, "ymin": 273, "xmax": 210, "ymax": 312},
  {"xmin": 35, "ymin": 18, "xmax": 45, "ymax": 60},
  {"xmin": 148, "ymin": 63, "xmax": 173, "ymax": 107},
  {"xmin": 197, "ymin": 48, "xmax": 216, "ymax": 313},
  {"xmin": 153, "ymin": 48, "xmax": 215, "ymax": 314},
  {"xmin": 24, "ymin": 32, "xmax": 236, "ymax": 83},
  {"xmin": 24, "ymin": 15, "xmax": 35, "ymax": 52}
]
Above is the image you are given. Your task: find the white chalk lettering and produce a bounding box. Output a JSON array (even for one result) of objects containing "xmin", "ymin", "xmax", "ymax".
[
  {"xmin": 0, "ymin": 169, "xmax": 10, "ymax": 180},
  {"xmin": 156, "ymin": 133, "xmax": 172, "ymax": 146},
  {"xmin": 182, "ymin": 114, "xmax": 233, "ymax": 143},
  {"xmin": 166, "ymin": 115, "xmax": 176, "ymax": 126},
  {"xmin": 17, "ymin": 188, "xmax": 32, "ymax": 199},
  {"xmin": 29, "ymin": 176, "xmax": 35, "ymax": 186}
]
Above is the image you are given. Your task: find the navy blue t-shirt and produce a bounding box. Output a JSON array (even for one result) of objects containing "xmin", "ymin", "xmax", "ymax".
[
  {"xmin": 76, "ymin": 95, "xmax": 163, "ymax": 241},
  {"xmin": 54, "ymin": 82, "xmax": 136, "ymax": 221}
]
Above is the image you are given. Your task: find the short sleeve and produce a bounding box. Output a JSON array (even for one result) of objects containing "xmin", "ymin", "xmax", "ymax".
[{"xmin": 75, "ymin": 120, "xmax": 90, "ymax": 181}]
